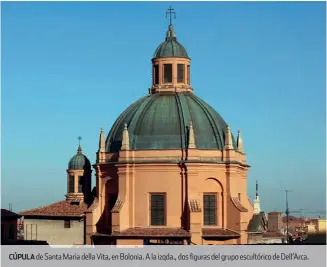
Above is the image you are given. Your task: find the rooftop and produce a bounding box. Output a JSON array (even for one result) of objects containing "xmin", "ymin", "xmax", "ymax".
[{"xmin": 19, "ymin": 200, "xmax": 90, "ymax": 217}]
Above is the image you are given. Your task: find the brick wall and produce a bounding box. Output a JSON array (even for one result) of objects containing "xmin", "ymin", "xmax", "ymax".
[{"xmin": 23, "ymin": 217, "xmax": 85, "ymax": 245}]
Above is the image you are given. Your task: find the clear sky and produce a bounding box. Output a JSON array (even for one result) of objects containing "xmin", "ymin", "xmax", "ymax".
[{"xmin": 1, "ymin": 1, "xmax": 326, "ymax": 217}]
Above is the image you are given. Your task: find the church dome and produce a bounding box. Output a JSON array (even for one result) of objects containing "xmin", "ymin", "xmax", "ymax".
[
  {"xmin": 105, "ymin": 92, "xmax": 236, "ymax": 152},
  {"xmin": 68, "ymin": 145, "xmax": 91, "ymax": 170},
  {"xmin": 153, "ymin": 25, "xmax": 189, "ymax": 59}
]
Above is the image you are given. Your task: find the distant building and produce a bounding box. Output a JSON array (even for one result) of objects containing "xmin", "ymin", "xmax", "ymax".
[
  {"xmin": 1, "ymin": 209, "xmax": 21, "ymax": 244},
  {"xmin": 268, "ymin": 212, "xmax": 282, "ymax": 232},
  {"xmin": 19, "ymin": 145, "xmax": 94, "ymax": 245},
  {"xmin": 247, "ymin": 211, "xmax": 268, "ymax": 244},
  {"xmin": 253, "ymin": 181, "xmax": 261, "ymax": 215}
]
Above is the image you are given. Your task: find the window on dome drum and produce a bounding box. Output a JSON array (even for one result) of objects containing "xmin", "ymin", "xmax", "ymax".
[
  {"xmin": 204, "ymin": 194, "xmax": 217, "ymax": 226},
  {"xmin": 64, "ymin": 220, "xmax": 71, "ymax": 228},
  {"xmin": 163, "ymin": 64, "xmax": 173, "ymax": 83},
  {"xmin": 177, "ymin": 64, "xmax": 184, "ymax": 83},
  {"xmin": 154, "ymin": 65, "xmax": 159, "ymax": 85},
  {"xmin": 150, "ymin": 193, "xmax": 166, "ymax": 226},
  {"xmin": 78, "ymin": 176, "xmax": 84, "ymax": 193},
  {"xmin": 187, "ymin": 65, "xmax": 190, "ymax": 84},
  {"xmin": 68, "ymin": 176, "xmax": 74, "ymax": 193}
]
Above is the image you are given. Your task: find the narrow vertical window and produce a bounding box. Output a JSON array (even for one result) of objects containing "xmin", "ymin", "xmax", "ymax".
[
  {"xmin": 64, "ymin": 220, "xmax": 71, "ymax": 228},
  {"xmin": 150, "ymin": 193, "xmax": 166, "ymax": 226},
  {"xmin": 238, "ymin": 193, "xmax": 241, "ymax": 201},
  {"xmin": 204, "ymin": 194, "xmax": 217, "ymax": 226},
  {"xmin": 154, "ymin": 65, "xmax": 159, "ymax": 85},
  {"xmin": 78, "ymin": 176, "xmax": 84, "ymax": 193},
  {"xmin": 187, "ymin": 65, "xmax": 190, "ymax": 84},
  {"xmin": 177, "ymin": 64, "xmax": 185, "ymax": 83},
  {"xmin": 68, "ymin": 176, "xmax": 74, "ymax": 193},
  {"xmin": 8, "ymin": 224, "xmax": 15, "ymax": 239},
  {"xmin": 163, "ymin": 64, "xmax": 172, "ymax": 83}
]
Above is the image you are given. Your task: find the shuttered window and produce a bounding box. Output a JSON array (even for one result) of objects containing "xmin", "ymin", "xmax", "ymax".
[
  {"xmin": 177, "ymin": 64, "xmax": 184, "ymax": 83},
  {"xmin": 150, "ymin": 194, "xmax": 166, "ymax": 226},
  {"xmin": 204, "ymin": 194, "xmax": 217, "ymax": 225},
  {"xmin": 154, "ymin": 65, "xmax": 159, "ymax": 85},
  {"xmin": 68, "ymin": 176, "xmax": 74, "ymax": 193},
  {"xmin": 78, "ymin": 176, "xmax": 83, "ymax": 193},
  {"xmin": 163, "ymin": 64, "xmax": 172, "ymax": 83}
]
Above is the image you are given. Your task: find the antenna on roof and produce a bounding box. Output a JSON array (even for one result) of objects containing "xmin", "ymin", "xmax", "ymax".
[{"xmin": 9, "ymin": 203, "xmax": 12, "ymax": 211}]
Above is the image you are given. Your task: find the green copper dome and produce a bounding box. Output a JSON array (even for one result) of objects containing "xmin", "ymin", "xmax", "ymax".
[
  {"xmin": 68, "ymin": 145, "xmax": 91, "ymax": 170},
  {"xmin": 153, "ymin": 24, "xmax": 189, "ymax": 59},
  {"xmin": 105, "ymin": 92, "xmax": 236, "ymax": 152}
]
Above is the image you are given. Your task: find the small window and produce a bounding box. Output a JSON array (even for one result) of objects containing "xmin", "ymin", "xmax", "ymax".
[
  {"xmin": 64, "ymin": 220, "xmax": 71, "ymax": 228},
  {"xmin": 177, "ymin": 64, "xmax": 184, "ymax": 83},
  {"xmin": 154, "ymin": 65, "xmax": 159, "ymax": 85},
  {"xmin": 68, "ymin": 176, "xmax": 74, "ymax": 193},
  {"xmin": 187, "ymin": 65, "xmax": 190, "ymax": 84},
  {"xmin": 78, "ymin": 176, "xmax": 83, "ymax": 193},
  {"xmin": 238, "ymin": 193, "xmax": 241, "ymax": 201},
  {"xmin": 8, "ymin": 224, "xmax": 15, "ymax": 239},
  {"xmin": 163, "ymin": 64, "xmax": 172, "ymax": 83},
  {"xmin": 204, "ymin": 194, "xmax": 217, "ymax": 226},
  {"xmin": 150, "ymin": 193, "xmax": 166, "ymax": 226}
]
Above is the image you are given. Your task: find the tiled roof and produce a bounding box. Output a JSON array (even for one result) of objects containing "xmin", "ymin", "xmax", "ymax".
[
  {"xmin": 1, "ymin": 209, "xmax": 22, "ymax": 219},
  {"xmin": 111, "ymin": 228, "xmax": 190, "ymax": 237},
  {"xmin": 231, "ymin": 197, "xmax": 248, "ymax": 212},
  {"xmin": 262, "ymin": 231, "xmax": 285, "ymax": 238},
  {"xmin": 19, "ymin": 200, "xmax": 89, "ymax": 217},
  {"xmin": 188, "ymin": 199, "xmax": 201, "ymax": 212},
  {"xmin": 112, "ymin": 199, "xmax": 124, "ymax": 212},
  {"xmin": 202, "ymin": 228, "xmax": 240, "ymax": 237}
]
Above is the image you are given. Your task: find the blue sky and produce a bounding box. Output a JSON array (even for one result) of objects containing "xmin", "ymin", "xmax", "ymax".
[{"xmin": 1, "ymin": 1, "xmax": 326, "ymax": 217}]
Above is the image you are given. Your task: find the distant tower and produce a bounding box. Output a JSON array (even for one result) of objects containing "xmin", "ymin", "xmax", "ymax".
[
  {"xmin": 253, "ymin": 180, "xmax": 261, "ymax": 215},
  {"xmin": 66, "ymin": 137, "xmax": 92, "ymax": 204}
]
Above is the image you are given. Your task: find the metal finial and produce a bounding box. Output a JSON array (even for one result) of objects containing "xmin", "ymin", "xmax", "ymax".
[
  {"xmin": 166, "ymin": 6, "xmax": 176, "ymax": 25},
  {"xmin": 78, "ymin": 136, "xmax": 82, "ymax": 145}
]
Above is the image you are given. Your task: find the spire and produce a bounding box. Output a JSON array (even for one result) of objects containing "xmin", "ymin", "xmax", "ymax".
[
  {"xmin": 224, "ymin": 124, "xmax": 234, "ymax": 150},
  {"xmin": 165, "ymin": 6, "xmax": 177, "ymax": 40},
  {"xmin": 77, "ymin": 136, "xmax": 82, "ymax": 154},
  {"xmin": 121, "ymin": 123, "xmax": 130, "ymax": 151},
  {"xmin": 99, "ymin": 127, "xmax": 105, "ymax": 153},
  {"xmin": 253, "ymin": 180, "xmax": 261, "ymax": 215},
  {"xmin": 188, "ymin": 121, "xmax": 196, "ymax": 149},
  {"xmin": 237, "ymin": 130, "xmax": 244, "ymax": 153}
]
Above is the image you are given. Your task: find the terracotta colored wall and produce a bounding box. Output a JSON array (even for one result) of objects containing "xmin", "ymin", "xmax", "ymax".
[{"xmin": 87, "ymin": 148, "xmax": 252, "ymax": 245}]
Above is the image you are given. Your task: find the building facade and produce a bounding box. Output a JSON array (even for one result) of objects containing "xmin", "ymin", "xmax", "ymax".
[
  {"xmin": 20, "ymin": 145, "xmax": 93, "ymax": 245},
  {"xmin": 19, "ymin": 12, "xmax": 255, "ymax": 246},
  {"xmin": 86, "ymin": 19, "xmax": 254, "ymax": 245}
]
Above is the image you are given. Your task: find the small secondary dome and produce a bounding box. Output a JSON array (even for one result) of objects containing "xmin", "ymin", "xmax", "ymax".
[
  {"xmin": 68, "ymin": 145, "xmax": 91, "ymax": 170},
  {"xmin": 153, "ymin": 24, "xmax": 189, "ymax": 59}
]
